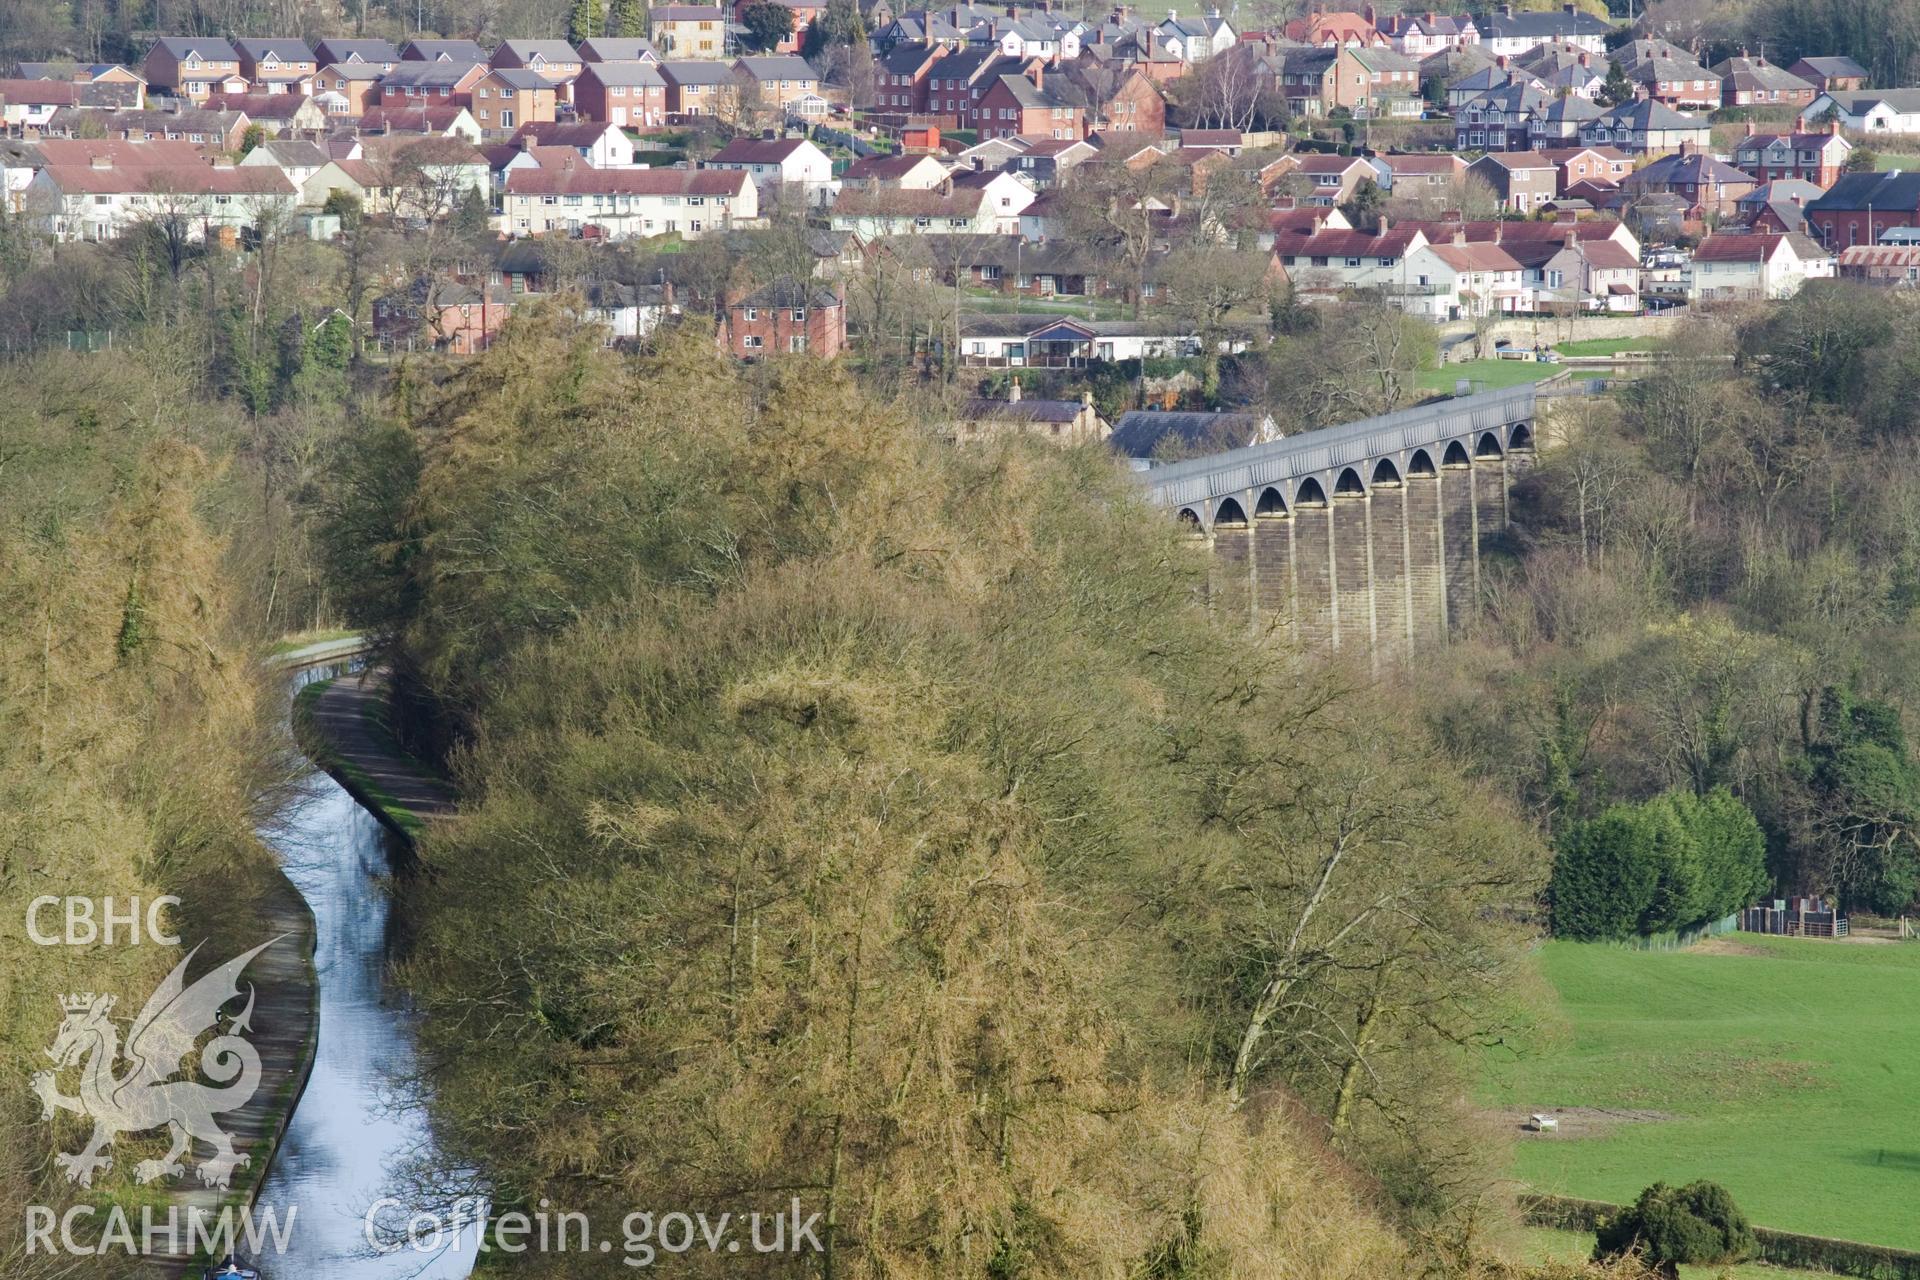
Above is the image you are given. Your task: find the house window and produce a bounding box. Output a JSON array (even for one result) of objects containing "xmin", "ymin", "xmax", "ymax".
[
  {"xmin": 745, "ymin": 334, "xmax": 763, "ymax": 348},
  {"xmin": 790, "ymin": 335, "xmax": 807, "ymax": 351},
  {"xmin": 791, "ymin": 308, "xmax": 805, "ymax": 320},
  {"xmin": 746, "ymin": 307, "xmax": 758, "ymax": 320}
]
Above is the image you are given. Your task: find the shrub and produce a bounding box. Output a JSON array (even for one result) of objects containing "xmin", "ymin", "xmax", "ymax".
[{"xmin": 1594, "ymin": 1180, "xmax": 1756, "ymax": 1276}]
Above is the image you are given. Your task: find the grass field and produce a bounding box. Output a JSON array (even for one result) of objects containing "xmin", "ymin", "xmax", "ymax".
[
  {"xmin": 1417, "ymin": 358, "xmax": 1561, "ymax": 393},
  {"xmin": 1485, "ymin": 935, "xmax": 1920, "ymax": 1250},
  {"xmin": 1875, "ymin": 152, "xmax": 1920, "ymax": 171}
]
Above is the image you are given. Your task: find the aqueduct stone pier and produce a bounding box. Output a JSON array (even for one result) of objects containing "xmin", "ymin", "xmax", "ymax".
[{"xmin": 1139, "ymin": 385, "xmax": 1539, "ymax": 665}]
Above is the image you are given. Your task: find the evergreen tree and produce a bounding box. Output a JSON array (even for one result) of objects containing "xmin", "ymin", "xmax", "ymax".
[
  {"xmin": 611, "ymin": 0, "xmax": 646, "ymax": 37},
  {"xmin": 1596, "ymin": 1181, "xmax": 1757, "ymax": 1276},
  {"xmin": 1599, "ymin": 58, "xmax": 1632, "ymax": 107},
  {"xmin": 569, "ymin": 0, "xmax": 607, "ymax": 46}
]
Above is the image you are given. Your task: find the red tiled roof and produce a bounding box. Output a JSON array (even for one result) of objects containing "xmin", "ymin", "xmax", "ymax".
[
  {"xmin": 42, "ymin": 162, "xmax": 295, "ymax": 195},
  {"xmin": 0, "ymin": 78, "xmax": 80, "ymax": 105},
  {"xmin": 1428, "ymin": 241, "xmax": 1522, "ymax": 272},
  {"xmin": 1274, "ymin": 226, "xmax": 1424, "ymax": 256}
]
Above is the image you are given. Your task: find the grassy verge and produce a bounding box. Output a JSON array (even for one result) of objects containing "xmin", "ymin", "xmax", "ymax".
[
  {"xmin": 1555, "ymin": 337, "xmax": 1662, "ymax": 357},
  {"xmin": 1519, "ymin": 1227, "xmax": 1835, "ymax": 1279},
  {"xmin": 1485, "ymin": 935, "xmax": 1920, "ymax": 1250},
  {"xmin": 292, "ymin": 678, "xmax": 428, "ymax": 839},
  {"xmin": 266, "ymin": 626, "xmax": 358, "ymax": 656}
]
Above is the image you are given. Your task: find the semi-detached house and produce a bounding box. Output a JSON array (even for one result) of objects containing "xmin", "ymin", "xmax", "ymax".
[{"xmin": 502, "ymin": 165, "xmax": 756, "ymax": 238}]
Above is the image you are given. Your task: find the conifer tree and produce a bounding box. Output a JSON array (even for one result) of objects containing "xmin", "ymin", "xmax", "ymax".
[{"xmin": 569, "ymin": 0, "xmax": 607, "ymax": 46}]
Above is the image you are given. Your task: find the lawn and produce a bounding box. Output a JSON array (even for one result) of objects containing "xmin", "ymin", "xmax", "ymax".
[
  {"xmin": 1874, "ymin": 152, "xmax": 1920, "ymax": 171},
  {"xmin": 1484, "ymin": 936, "xmax": 1920, "ymax": 1250},
  {"xmin": 1417, "ymin": 358, "xmax": 1561, "ymax": 394},
  {"xmin": 1554, "ymin": 337, "xmax": 1662, "ymax": 358}
]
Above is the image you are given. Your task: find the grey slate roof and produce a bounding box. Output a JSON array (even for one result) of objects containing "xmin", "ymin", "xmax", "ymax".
[
  {"xmin": 1806, "ymin": 169, "xmax": 1920, "ymax": 213},
  {"xmin": 1110, "ymin": 410, "xmax": 1269, "ymax": 459}
]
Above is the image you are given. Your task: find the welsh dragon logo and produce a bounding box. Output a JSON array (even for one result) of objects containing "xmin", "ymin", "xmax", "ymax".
[{"xmin": 32, "ymin": 938, "xmax": 282, "ymax": 1190}]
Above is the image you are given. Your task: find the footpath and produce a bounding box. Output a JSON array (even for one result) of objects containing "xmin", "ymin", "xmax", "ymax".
[{"xmin": 296, "ymin": 667, "xmax": 457, "ymax": 841}]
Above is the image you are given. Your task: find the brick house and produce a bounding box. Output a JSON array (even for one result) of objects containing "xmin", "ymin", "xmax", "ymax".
[
  {"xmin": 376, "ymin": 60, "xmax": 488, "ymax": 108},
  {"xmin": 974, "ymin": 67, "xmax": 1086, "ymax": 141},
  {"xmin": 318, "ymin": 64, "xmax": 384, "ymax": 117},
  {"xmin": 1062, "ymin": 62, "xmax": 1165, "ymax": 134},
  {"xmin": 1622, "ymin": 146, "xmax": 1756, "ymax": 218},
  {"xmin": 1273, "ymin": 45, "xmax": 1369, "ymax": 116},
  {"xmin": 722, "ymin": 276, "xmax": 846, "ymax": 358},
  {"xmin": 576, "ymin": 38, "xmax": 658, "ymax": 63},
  {"xmin": 1788, "ymin": 56, "xmax": 1867, "ymax": 94},
  {"xmin": 1804, "ymin": 170, "xmax": 1920, "ymax": 248},
  {"xmin": 574, "ymin": 62, "xmax": 668, "ymax": 129},
  {"xmin": 233, "ymin": 39, "xmax": 317, "ymax": 93},
  {"xmin": 1730, "ymin": 122, "xmax": 1850, "ymax": 187},
  {"xmin": 373, "ymin": 278, "xmax": 513, "ymax": 354},
  {"xmin": 142, "ymin": 38, "xmax": 243, "ymax": 100},
  {"xmin": 1624, "ymin": 54, "xmax": 1721, "ymax": 109},
  {"xmin": 472, "ymin": 68, "xmax": 560, "ymax": 133},
  {"xmin": 1538, "ymin": 145, "xmax": 1632, "ymax": 193},
  {"xmin": 875, "ymin": 41, "xmax": 948, "ymax": 113},
  {"xmin": 1714, "ymin": 54, "xmax": 1815, "ymax": 109},
  {"xmin": 1453, "ymin": 80, "xmax": 1549, "ymax": 151}
]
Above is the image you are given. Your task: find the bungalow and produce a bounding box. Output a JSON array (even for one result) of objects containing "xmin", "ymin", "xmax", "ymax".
[
  {"xmin": 950, "ymin": 312, "xmax": 1224, "ymax": 367},
  {"xmin": 721, "ymin": 276, "xmax": 846, "ymax": 358},
  {"xmin": 573, "ymin": 62, "xmax": 668, "ymax": 129},
  {"xmin": 705, "ymin": 133, "xmax": 833, "ymax": 202},
  {"xmin": 1687, "ymin": 231, "xmax": 1834, "ymax": 300},
  {"xmin": 1730, "ymin": 122, "xmax": 1850, "ymax": 187},
  {"xmin": 142, "ymin": 37, "xmax": 242, "ymax": 99},
  {"xmin": 501, "ymin": 166, "xmax": 757, "ymax": 238},
  {"xmin": 1800, "ymin": 89, "xmax": 1920, "ymax": 134},
  {"xmin": 233, "ymin": 39, "xmax": 317, "ymax": 94}
]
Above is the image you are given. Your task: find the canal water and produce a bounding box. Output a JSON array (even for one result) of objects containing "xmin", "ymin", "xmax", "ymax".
[{"xmin": 250, "ymin": 666, "xmax": 478, "ymax": 1279}]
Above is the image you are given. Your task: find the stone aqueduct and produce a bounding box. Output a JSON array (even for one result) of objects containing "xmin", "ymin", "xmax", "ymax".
[{"xmin": 1139, "ymin": 385, "xmax": 1541, "ymax": 665}]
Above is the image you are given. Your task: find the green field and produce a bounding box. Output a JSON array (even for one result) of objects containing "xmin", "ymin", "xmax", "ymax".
[
  {"xmin": 1874, "ymin": 153, "xmax": 1920, "ymax": 171},
  {"xmin": 1418, "ymin": 358, "xmax": 1561, "ymax": 393},
  {"xmin": 1485, "ymin": 936, "xmax": 1920, "ymax": 1250}
]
